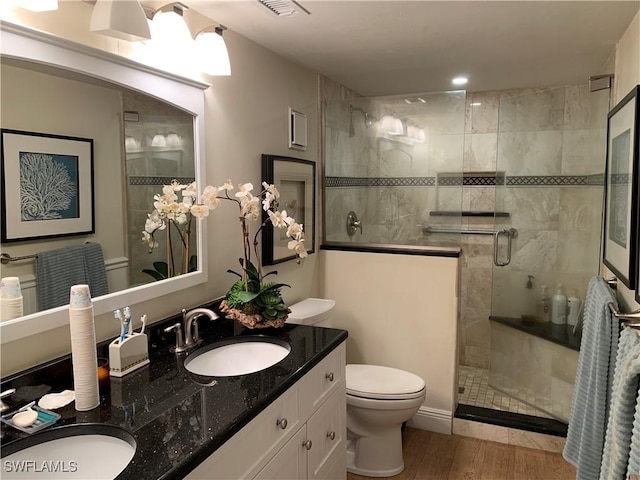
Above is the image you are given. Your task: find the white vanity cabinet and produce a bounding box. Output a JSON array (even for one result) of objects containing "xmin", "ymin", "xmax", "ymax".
[{"xmin": 186, "ymin": 342, "xmax": 346, "ymax": 480}]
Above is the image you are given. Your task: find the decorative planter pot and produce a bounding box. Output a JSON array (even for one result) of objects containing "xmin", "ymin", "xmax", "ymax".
[{"xmin": 220, "ymin": 300, "xmax": 288, "ymax": 329}]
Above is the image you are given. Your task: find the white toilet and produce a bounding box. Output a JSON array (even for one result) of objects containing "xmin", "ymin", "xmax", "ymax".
[{"xmin": 288, "ymin": 298, "xmax": 426, "ymax": 477}]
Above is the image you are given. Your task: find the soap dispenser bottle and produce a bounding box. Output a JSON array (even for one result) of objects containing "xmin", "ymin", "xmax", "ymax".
[
  {"xmin": 551, "ymin": 284, "xmax": 567, "ymax": 325},
  {"xmin": 567, "ymin": 290, "xmax": 581, "ymax": 326},
  {"xmin": 539, "ymin": 285, "xmax": 551, "ymax": 323}
]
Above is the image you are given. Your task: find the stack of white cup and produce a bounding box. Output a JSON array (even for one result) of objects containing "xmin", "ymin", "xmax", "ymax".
[
  {"xmin": 1, "ymin": 277, "xmax": 23, "ymax": 321},
  {"xmin": 69, "ymin": 284, "xmax": 99, "ymax": 411}
]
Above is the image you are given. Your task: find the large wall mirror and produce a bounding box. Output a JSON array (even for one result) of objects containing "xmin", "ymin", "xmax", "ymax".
[{"xmin": 0, "ymin": 21, "xmax": 209, "ymax": 343}]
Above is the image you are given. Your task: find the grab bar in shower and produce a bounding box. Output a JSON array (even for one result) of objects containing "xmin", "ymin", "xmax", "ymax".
[{"xmin": 422, "ymin": 225, "xmax": 518, "ymax": 267}]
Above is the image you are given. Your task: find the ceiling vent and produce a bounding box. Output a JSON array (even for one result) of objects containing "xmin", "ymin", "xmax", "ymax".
[{"xmin": 257, "ymin": 0, "xmax": 310, "ymax": 17}]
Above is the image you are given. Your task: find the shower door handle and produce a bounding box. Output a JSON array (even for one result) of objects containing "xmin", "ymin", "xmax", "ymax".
[{"xmin": 493, "ymin": 229, "xmax": 516, "ymax": 267}]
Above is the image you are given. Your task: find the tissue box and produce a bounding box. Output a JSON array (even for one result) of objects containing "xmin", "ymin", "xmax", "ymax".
[{"xmin": 109, "ymin": 333, "xmax": 150, "ymax": 377}]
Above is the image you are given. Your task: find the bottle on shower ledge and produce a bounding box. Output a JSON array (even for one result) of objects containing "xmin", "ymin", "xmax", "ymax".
[
  {"xmin": 567, "ymin": 290, "xmax": 581, "ymax": 327},
  {"xmin": 538, "ymin": 285, "xmax": 551, "ymax": 323},
  {"xmin": 551, "ymin": 284, "xmax": 568, "ymax": 325}
]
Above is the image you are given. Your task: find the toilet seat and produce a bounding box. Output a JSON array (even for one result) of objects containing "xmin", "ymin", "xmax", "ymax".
[{"xmin": 346, "ymin": 364, "xmax": 426, "ymax": 400}]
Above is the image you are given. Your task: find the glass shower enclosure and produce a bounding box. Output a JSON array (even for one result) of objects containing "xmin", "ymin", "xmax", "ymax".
[{"xmin": 324, "ymin": 91, "xmax": 466, "ymax": 248}]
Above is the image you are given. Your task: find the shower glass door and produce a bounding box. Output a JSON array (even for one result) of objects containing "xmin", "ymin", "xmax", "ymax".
[{"xmin": 489, "ymin": 85, "xmax": 608, "ymax": 421}]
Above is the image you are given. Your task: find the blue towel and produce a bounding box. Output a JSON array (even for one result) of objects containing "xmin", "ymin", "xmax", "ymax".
[
  {"xmin": 627, "ymin": 390, "xmax": 640, "ymax": 476},
  {"xmin": 600, "ymin": 327, "xmax": 640, "ymax": 479},
  {"xmin": 36, "ymin": 243, "xmax": 109, "ymax": 310},
  {"xmin": 563, "ymin": 276, "xmax": 618, "ymax": 480}
]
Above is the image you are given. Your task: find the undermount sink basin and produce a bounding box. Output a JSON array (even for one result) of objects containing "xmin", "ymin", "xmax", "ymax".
[
  {"xmin": 184, "ymin": 336, "xmax": 291, "ymax": 377},
  {"xmin": 1, "ymin": 424, "xmax": 136, "ymax": 479}
]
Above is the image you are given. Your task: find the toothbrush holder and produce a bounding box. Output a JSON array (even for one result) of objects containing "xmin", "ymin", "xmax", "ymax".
[{"xmin": 109, "ymin": 333, "xmax": 150, "ymax": 377}]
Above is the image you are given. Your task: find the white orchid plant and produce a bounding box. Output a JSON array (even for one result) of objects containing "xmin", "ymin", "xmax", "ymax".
[{"xmin": 143, "ymin": 179, "xmax": 306, "ymax": 322}]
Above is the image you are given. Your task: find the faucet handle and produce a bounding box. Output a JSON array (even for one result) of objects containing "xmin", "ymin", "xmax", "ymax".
[
  {"xmin": 164, "ymin": 323, "xmax": 185, "ymax": 352},
  {"xmin": 0, "ymin": 388, "xmax": 16, "ymax": 412}
]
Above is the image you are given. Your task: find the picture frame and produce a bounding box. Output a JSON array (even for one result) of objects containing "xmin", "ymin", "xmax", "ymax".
[
  {"xmin": 603, "ymin": 85, "xmax": 639, "ymax": 290},
  {"xmin": 261, "ymin": 154, "xmax": 315, "ymax": 265},
  {"xmin": 1, "ymin": 129, "xmax": 94, "ymax": 243}
]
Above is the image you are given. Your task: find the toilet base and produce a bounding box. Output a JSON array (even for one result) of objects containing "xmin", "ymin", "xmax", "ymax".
[{"xmin": 345, "ymin": 431, "xmax": 405, "ymax": 477}]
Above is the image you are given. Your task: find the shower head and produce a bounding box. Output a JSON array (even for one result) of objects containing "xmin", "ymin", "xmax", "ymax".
[{"xmin": 349, "ymin": 105, "xmax": 377, "ymax": 136}]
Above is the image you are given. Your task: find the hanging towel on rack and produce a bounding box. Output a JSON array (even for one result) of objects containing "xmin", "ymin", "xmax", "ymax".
[
  {"xmin": 564, "ymin": 276, "xmax": 618, "ymax": 480},
  {"xmin": 626, "ymin": 391, "xmax": 640, "ymax": 476},
  {"xmin": 36, "ymin": 243, "xmax": 109, "ymax": 310},
  {"xmin": 600, "ymin": 327, "xmax": 640, "ymax": 479}
]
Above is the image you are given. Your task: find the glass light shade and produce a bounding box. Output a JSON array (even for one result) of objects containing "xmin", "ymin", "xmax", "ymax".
[
  {"xmin": 145, "ymin": 8, "xmax": 196, "ymax": 74},
  {"xmin": 195, "ymin": 30, "xmax": 231, "ymax": 76},
  {"xmin": 90, "ymin": 0, "xmax": 151, "ymax": 42},
  {"xmin": 151, "ymin": 134, "xmax": 167, "ymax": 147},
  {"xmin": 165, "ymin": 133, "xmax": 183, "ymax": 147},
  {"xmin": 16, "ymin": 0, "xmax": 58, "ymax": 12},
  {"xmin": 380, "ymin": 115, "xmax": 404, "ymax": 136},
  {"xmin": 407, "ymin": 125, "xmax": 426, "ymax": 143}
]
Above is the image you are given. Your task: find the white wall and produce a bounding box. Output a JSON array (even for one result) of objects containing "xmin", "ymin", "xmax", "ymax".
[
  {"xmin": 320, "ymin": 250, "xmax": 459, "ymax": 434},
  {"xmin": 607, "ymin": 10, "xmax": 640, "ymax": 312},
  {"xmin": 0, "ymin": 4, "xmax": 320, "ymax": 375}
]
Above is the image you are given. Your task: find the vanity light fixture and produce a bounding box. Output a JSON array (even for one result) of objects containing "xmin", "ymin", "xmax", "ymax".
[
  {"xmin": 89, "ymin": 0, "xmax": 151, "ymax": 42},
  {"xmin": 452, "ymin": 76, "xmax": 468, "ymax": 86},
  {"xmin": 195, "ymin": 25, "xmax": 231, "ymax": 76},
  {"xmin": 15, "ymin": 0, "xmax": 58, "ymax": 12}
]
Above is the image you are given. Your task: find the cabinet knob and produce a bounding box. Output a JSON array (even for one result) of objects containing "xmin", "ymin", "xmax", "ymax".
[
  {"xmin": 276, "ymin": 418, "xmax": 288, "ymax": 430},
  {"xmin": 302, "ymin": 439, "xmax": 313, "ymax": 450},
  {"xmin": 325, "ymin": 372, "xmax": 334, "ymax": 382},
  {"xmin": 326, "ymin": 431, "xmax": 336, "ymax": 440}
]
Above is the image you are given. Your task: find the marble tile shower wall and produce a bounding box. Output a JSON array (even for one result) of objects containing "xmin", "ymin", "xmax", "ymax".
[{"xmin": 323, "ymin": 82, "xmax": 608, "ymax": 371}]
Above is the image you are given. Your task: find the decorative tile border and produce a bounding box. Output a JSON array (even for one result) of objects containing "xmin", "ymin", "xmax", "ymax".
[
  {"xmin": 326, "ymin": 174, "xmax": 605, "ymax": 188},
  {"xmin": 325, "ymin": 176, "xmax": 435, "ymax": 187},
  {"xmin": 506, "ymin": 176, "xmax": 587, "ymax": 186},
  {"xmin": 129, "ymin": 176, "xmax": 195, "ymax": 186},
  {"xmin": 437, "ymin": 172, "xmax": 506, "ymax": 187}
]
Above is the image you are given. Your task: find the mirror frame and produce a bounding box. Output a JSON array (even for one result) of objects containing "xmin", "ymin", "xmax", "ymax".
[{"xmin": 0, "ymin": 21, "xmax": 209, "ymax": 344}]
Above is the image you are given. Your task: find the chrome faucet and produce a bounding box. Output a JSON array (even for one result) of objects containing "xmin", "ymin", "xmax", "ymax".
[
  {"xmin": 183, "ymin": 308, "xmax": 218, "ymax": 348},
  {"xmin": 165, "ymin": 308, "xmax": 218, "ymax": 353}
]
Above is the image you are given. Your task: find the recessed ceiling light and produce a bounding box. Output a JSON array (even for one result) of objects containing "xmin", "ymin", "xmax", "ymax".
[{"xmin": 452, "ymin": 77, "xmax": 468, "ymax": 86}]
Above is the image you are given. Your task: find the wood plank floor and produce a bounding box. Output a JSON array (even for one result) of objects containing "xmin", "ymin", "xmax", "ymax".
[{"xmin": 347, "ymin": 427, "xmax": 576, "ymax": 480}]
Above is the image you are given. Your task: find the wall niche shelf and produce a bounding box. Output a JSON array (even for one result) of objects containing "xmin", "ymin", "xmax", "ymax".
[{"xmin": 430, "ymin": 211, "xmax": 510, "ymax": 217}]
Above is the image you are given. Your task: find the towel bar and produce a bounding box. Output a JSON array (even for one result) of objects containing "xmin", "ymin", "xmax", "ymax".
[
  {"xmin": 0, "ymin": 253, "xmax": 38, "ymax": 264},
  {"xmin": 609, "ymin": 305, "xmax": 640, "ymax": 328}
]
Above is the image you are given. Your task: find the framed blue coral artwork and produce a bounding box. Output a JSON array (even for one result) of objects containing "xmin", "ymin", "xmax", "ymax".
[
  {"xmin": 1, "ymin": 129, "xmax": 94, "ymax": 242},
  {"xmin": 603, "ymin": 85, "xmax": 639, "ymax": 289}
]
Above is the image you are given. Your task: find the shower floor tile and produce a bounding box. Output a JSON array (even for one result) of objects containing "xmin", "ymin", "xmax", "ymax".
[{"xmin": 458, "ymin": 365, "xmax": 554, "ymax": 419}]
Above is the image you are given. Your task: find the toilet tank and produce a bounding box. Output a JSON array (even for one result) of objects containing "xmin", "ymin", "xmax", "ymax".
[{"xmin": 287, "ymin": 298, "xmax": 335, "ymax": 326}]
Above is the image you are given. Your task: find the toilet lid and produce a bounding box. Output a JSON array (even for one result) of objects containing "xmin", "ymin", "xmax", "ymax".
[{"xmin": 346, "ymin": 364, "xmax": 426, "ymax": 400}]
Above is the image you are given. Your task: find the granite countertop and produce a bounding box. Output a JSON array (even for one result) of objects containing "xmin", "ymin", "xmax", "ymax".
[{"xmin": 0, "ymin": 309, "xmax": 348, "ymax": 480}]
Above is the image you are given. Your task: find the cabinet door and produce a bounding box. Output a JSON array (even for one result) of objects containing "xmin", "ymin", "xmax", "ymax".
[
  {"xmin": 186, "ymin": 385, "xmax": 300, "ymax": 479},
  {"xmin": 307, "ymin": 384, "xmax": 346, "ymax": 480},
  {"xmin": 254, "ymin": 426, "xmax": 308, "ymax": 480}
]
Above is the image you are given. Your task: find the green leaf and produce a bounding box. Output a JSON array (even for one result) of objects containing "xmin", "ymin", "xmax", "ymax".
[
  {"xmin": 237, "ymin": 291, "xmax": 260, "ymax": 303},
  {"xmin": 188, "ymin": 255, "xmax": 198, "ymax": 272},
  {"xmin": 142, "ymin": 269, "xmax": 166, "ymax": 281},
  {"xmin": 226, "ymin": 269, "xmax": 242, "ymax": 278},
  {"xmin": 260, "ymin": 283, "xmax": 290, "ymax": 293},
  {"xmin": 153, "ymin": 261, "xmax": 168, "ymax": 277},
  {"xmin": 262, "ymin": 270, "xmax": 278, "ymax": 279}
]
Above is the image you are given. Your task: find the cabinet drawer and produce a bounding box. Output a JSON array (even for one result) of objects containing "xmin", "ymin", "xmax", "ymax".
[
  {"xmin": 307, "ymin": 383, "xmax": 346, "ymax": 480},
  {"xmin": 300, "ymin": 343, "xmax": 346, "ymax": 418},
  {"xmin": 186, "ymin": 385, "xmax": 301, "ymax": 480}
]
